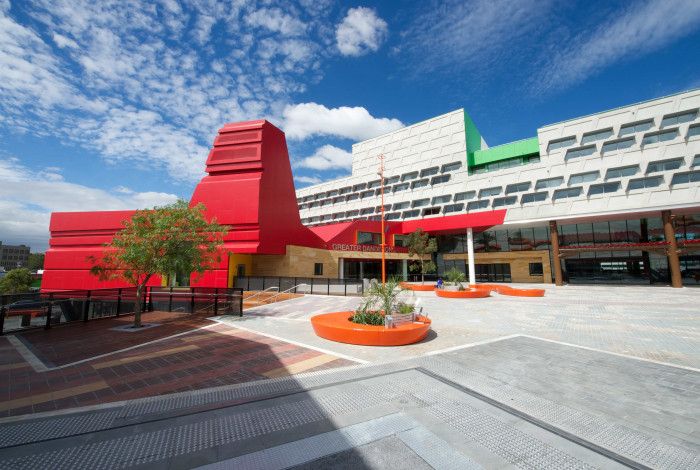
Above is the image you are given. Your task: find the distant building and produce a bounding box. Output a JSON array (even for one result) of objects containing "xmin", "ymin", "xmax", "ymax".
[{"xmin": 0, "ymin": 242, "xmax": 30, "ymax": 271}]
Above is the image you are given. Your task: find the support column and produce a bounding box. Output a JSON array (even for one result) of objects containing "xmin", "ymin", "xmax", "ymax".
[
  {"xmin": 402, "ymin": 259, "xmax": 408, "ymax": 281},
  {"xmin": 338, "ymin": 258, "xmax": 344, "ymax": 280},
  {"xmin": 662, "ymin": 210, "xmax": 683, "ymax": 288},
  {"xmin": 549, "ymin": 221, "xmax": 563, "ymax": 286},
  {"xmin": 466, "ymin": 228, "xmax": 476, "ymax": 286}
]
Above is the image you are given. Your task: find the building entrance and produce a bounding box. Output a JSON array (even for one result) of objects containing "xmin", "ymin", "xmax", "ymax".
[{"xmin": 342, "ymin": 259, "xmax": 403, "ymax": 280}]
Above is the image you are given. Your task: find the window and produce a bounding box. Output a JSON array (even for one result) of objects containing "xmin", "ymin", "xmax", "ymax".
[
  {"xmin": 339, "ymin": 186, "xmax": 352, "ymax": 195},
  {"xmin": 394, "ymin": 235, "xmax": 410, "ymax": 247},
  {"xmin": 393, "ymin": 201, "xmax": 410, "ymax": 210},
  {"xmin": 347, "ymin": 193, "xmax": 359, "ymax": 201},
  {"xmin": 661, "ymin": 109, "xmax": 697, "ymax": 128},
  {"xmin": 646, "ymin": 158, "xmax": 684, "ymax": 174},
  {"xmin": 479, "ymin": 186, "xmax": 502, "ymax": 197},
  {"xmin": 352, "ymin": 183, "xmax": 367, "ymax": 191},
  {"xmin": 642, "ymin": 129, "xmax": 678, "ymax": 145},
  {"xmin": 443, "ymin": 203, "xmax": 464, "ymax": 213},
  {"xmin": 565, "ymin": 145, "xmax": 597, "ymax": 160},
  {"xmin": 412, "ymin": 198, "xmax": 430, "ymax": 207},
  {"xmin": 358, "ymin": 231, "xmax": 381, "ymax": 245},
  {"xmin": 688, "ymin": 124, "xmax": 700, "ymax": 138},
  {"xmin": 346, "ymin": 210, "xmax": 359, "ymax": 217},
  {"xmin": 605, "ymin": 165, "xmax": 639, "ymax": 179},
  {"xmin": 529, "ymin": 262, "xmax": 543, "ymax": 276},
  {"xmin": 320, "ymin": 199, "xmax": 330, "ymax": 206},
  {"xmin": 386, "ymin": 212, "xmax": 401, "ymax": 220},
  {"xmin": 521, "ymin": 192, "xmax": 548, "ymax": 204},
  {"xmin": 694, "ymin": 155, "xmax": 700, "ymax": 167},
  {"xmin": 581, "ymin": 128, "xmax": 613, "ymax": 144},
  {"xmin": 431, "ymin": 195, "xmax": 451, "ymax": 205},
  {"xmin": 569, "ymin": 171, "xmax": 599, "ymax": 185},
  {"xmin": 375, "ymin": 204, "xmax": 391, "ymax": 212},
  {"xmin": 314, "ymin": 263, "xmax": 323, "ymax": 276},
  {"xmin": 393, "ymin": 182, "xmax": 409, "ymax": 192},
  {"xmin": 493, "ymin": 196, "xmax": 518, "ymax": 207},
  {"xmin": 360, "ymin": 207, "xmax": 374, "ymax": 215},
  {"xmin": 467, "ymin": 200, "xmax": 490, "ymax": 211},
  {"xmin": 367, "ymin": 180, "xmax": 381, "ymax": 189},
  {"xmin": 472, "ymin": 154, "xmax": 540, "ymax": 173},
  {"xmin": 332, "ymin": 196, "xmax": 345, "ymax": 204},
  {"xmin": 384, "ymin": 175, "xmax": 400, "ymax": 185},
  {"xmin": 619, "ymin": 119, "xmax": 654, "ymax": 137},
  {"xmin": 411, "ymin": 179, "xmax": 430, "ymax": 189},
  {"xmin": 547, "ymin": 136, "xmax": 576, "ymax": 152},
  {"xmin": 505, "ymin": 182, "xmax": 530, "ymax": 194},
  {"xmin": 535, "ymin": 177, "xmax": 563, "ymax": 190},
  {"xmin": 401, "ymin": 171, "xmax": 418, "ymax": 181},
  {"xmin": 454, "ymin": 191, "xmax": 475, "ymax": 201},
  {"xmin": 298, "ymin": 203, "xmax": 306, "ymax": 210},
  {"xmin": 431, "ymin": 174, "xmax": 451, "ymax": 185},
  {"xmin": 601, "ymin": 137, "xmax": 635, "ymax": 153},
  {"xmin": 671, "ymin": 170, "xmax": 700, "ymax": 185},
  {"xmin": 422, "ymin": 207, "xmax": 441, "ymax": 216},
  {"xmin": 360, "ymin": 190, "xmax": 374, "ymax": 198},
  {"xmin": 402, "ymin": 209, "xmax": 419, "ymax": 218},
  {"xmin": 420, "ymin": 166, "xmax": 439, "ymax": 177},
  {"xmin": 327, "ymin": 190, "xmax": 339, "ymax": 197},
  {"xmin": 321, "ymin": 214, "xmax": 331, "ymax": 221},
  {"xmin": 441, "ymin": 161, "xmax": 462, "ymax": 172},
  {"xmin": 553, "ymin": 187, "xmax": 582, "ymax": 200},
  {"xmin": 588, "ymin": 182, "xmax": 621, "ymax": 196},
  {"xmin": 628, "ymin": 176, "xmax": 663, "ymax": 191}
]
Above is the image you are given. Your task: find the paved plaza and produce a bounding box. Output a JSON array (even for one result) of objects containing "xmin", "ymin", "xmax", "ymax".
[{"xmin": 0, "ymin": 284, "xmax": 698, "ymax": 468}]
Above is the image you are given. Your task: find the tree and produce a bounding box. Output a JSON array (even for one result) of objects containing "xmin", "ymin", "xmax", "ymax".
[
  {"xmin": 0, "ymin": 268, "xmax": 33, "ymax": 294},
  {"xmin": 28, "ymin": 253, "xmax": 45, "ymax": 271},
  {"xmin": 90, "ymin": 200, "xmax": 227, "ymax": 328},
  {"xmin": 406, "ymin": 228, "xmax": 437, "ymax": 283}
]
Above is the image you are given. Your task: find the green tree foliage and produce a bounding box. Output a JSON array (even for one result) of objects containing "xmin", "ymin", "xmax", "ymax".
[
  {"xmin": 352, "ymin": 277, "xmax": 406, "ymax": 325},
  {"xmin": 90, "ymin": 200, "xmax": 227, "ymax": 327},
  {"xmin": 28, "ymin": 253, "xmax": 45, "ymax": 271},
  {"xmin": 406, "ymin": 228, "xmax": 437, "ymax": 283},
  {"xmin": 0, "ymin": 268, "xmax": 33, "ymax": 294},
  {"xmin": 445, "ymin": 267, "xmax": 466, "ymax": 286}
]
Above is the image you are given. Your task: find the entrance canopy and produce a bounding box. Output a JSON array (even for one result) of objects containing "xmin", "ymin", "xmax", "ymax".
[{"xmin": 398, "ymin": 210, "xmax": 506, "ymax": 235}]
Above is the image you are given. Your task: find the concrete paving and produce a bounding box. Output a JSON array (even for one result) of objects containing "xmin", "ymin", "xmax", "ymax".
[{"xmin": 0, "ymin": 336, "xmax": 697, "ymax": 469}]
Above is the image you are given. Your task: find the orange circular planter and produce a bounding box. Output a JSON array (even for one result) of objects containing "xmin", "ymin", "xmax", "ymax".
[
  {"xmin": 399, "ymin": 282, "xmax": 436, "ymax": 291},
  {"xmin": 310, "ymin": 311, "xmax": 432, "ymax": 346},
  {"xmin": 476, "ymin": 284, "xmax": 545, "ymax": 297},
  {"xmin": 435, "ymin": 288, "xmax": 491, "ymax": 298}
]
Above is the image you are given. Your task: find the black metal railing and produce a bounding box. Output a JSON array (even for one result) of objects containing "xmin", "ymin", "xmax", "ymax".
[
  {"xmin": 0, "ymin": 286, "xmax": 243, "ymax": 335},
  {"xmin": 235, "ymin": 276, "xmax": 364, "ymax": 296}
]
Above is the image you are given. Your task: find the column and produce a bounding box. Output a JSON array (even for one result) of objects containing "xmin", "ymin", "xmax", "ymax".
[
  {"xmin": 549, "ymin": 221, "xmax": 563, "ymax": 286},
  {"xmin": 662, "ymin": 210, "xmax": 683, "ymax": 288},
  {"xmin": 338, "ymin": 258, "xmax": 344, "ymax": 280},
  {"xmin": 402, "ymin": 259, "xmax": 408, "ymax": 281},
  {"xmin": 466, "ymin": 228, "xmax": 476, "ymax": 286}
]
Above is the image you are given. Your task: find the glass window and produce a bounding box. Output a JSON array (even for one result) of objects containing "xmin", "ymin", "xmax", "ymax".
[
  {"xmin": 592, "ymin": 221, "xmax": 611, "ymax": 244},
  {"xmin": 569, "ymin": 171, "xmax": 599, "ymax": 185},
  {"xmin": 394, "ymin": 235, "xmax": 410, "ymax": 247},
  {"xmin": 412, "ymin": 198, "xmax": 430, "ymax": 207},
  {"xmin": 619, "ymin": 119, "xmax": 654, "ymax": 136},
  {"xmin": 314, "ymin": 263, "xmax": 323, "ymax": 275},
  {"xmin": 360, "ymin": 190, "xmax": 374, "ymax": 198},
  {"xmin": 332, "ymin": 196, "xmax": 345, "ymax": 204},
  {"xmin": 529, "ymin": 262, "xmax": 544, "ymax": 275},
  {"xmin": 565, "ymin": 145, "xmax": 597, "ymax": 160},
  {"xmin": 375, "ymin": 204, "xmax": 391, "ymax": 212},
  {"xmin": 606, "ymin": 165, "xmax": 639, "ymax": 179},
  {"xmin": 411, "ymin": 179, "xmax": 430, "ymax": 189},
  {"xmin": 642, "ymin": 129, "xmax": 678, "ymax": 145},
  {"xmin": 646, "ymin": 158, "xmax": 684, "ymax": 173},
  {"xmin": 505, "ymin": 182, "xmax": 531, "ymax": 194},
  {"xmin": 588, "ymin": 182, "xmax": 621, "ymax": 196},
  {"xmin": 581, "ymin": 128, "xmax": 613, "ymax": 144},
  {"xmin": 553, "ymin": 187, "xmax": 582, "ymax": 200},
  {"xmin": 609, "ymin": 220, "xmax": 629, "ymax": 244},
  {"xmin": 347, "ymin": 193, "xmax": 359, "ymax": 201},
  {"xmin": 479, "ymin": 186, "xmax": 502, "ymax": 197},
  {"xmin": 671, "ymin": 170, "xmax": 700, "ymax": 185},
  {"xmin": 535, "ymin": 177, "xmax": 564, "ymax": 190},
  {"xmin": 559, "ymin": 223, "xmax": 579, "ymax": 247},
  {"xmin": 432, "ymin": 195, "xmax": 451, "ymax": 205},
  {"xmin": 385, "ymin": 212, "xmax": 400, "ymax": 220},
  {"xmin": 352, "ymin": 183, "xmax": 367, "ymax": 191},
  {"xmin": 441, "ymin": 161, "xmax": 462, "ymax": 172},
  {"xmin": 467, "ymin": 200, "xmax": 490, "ymax": 211},
  {"xmin": 547, "ymin": 136, "xmax": 576, "ymax": 152},
  {"xmin": 422, "ymin": 207, "xmax": 441, "ymax": 216},
  {"xmin": 402, "ymin": 209, "xmax": 419, "ymax": 218},
  {"xmin": 443, "ymin": 203, "xmax": 464, "ymax": 213},
  {"xmin": 392, "ymin": 201, "xmax": 409, "ymax": 210},
  {"xmin": 431, "ymin": 174, "xmax": 450, "ymax": 185},
  {"xmin": 339, "ymin": 186, "xmax": 352, "ymax": 195},
  {"xmin": 601, "ymin": 137, "xmax": 635, "ymax": 153},
  {"xmin": 688, "ymin": 124, "xmax": 700, "ymax": 138},
  {"xmin": 367, "ymin": 180, "xmax": 381, "ymax": 189},
  {"xmin": 384, "ymin": 176, "xmax": 400, "ymax": 185},
  {"xmin": 521, "ymin": 192, "xmax": 548, "ymax": 204},
  {"xmin": 626, "ymin": 219, "xmax": 642, "ymax": 242},
  {"xmin": 393, "ymin": 182, "xmax": 409, "ymax": 192},
  {"xmin": 360, "ymin": 207, "xmax": 374, "ymax": 215},
  {"xmin": 327, "ymin": 190, "xmax": 339, "ymax": 197},
  {"xmin": 628, "ymin": 176, "xmax": 663, "ymax": 190},
  {"xmin": 454, "ymin": 191, "xmax": 475, "ymax": 201},
  {"xmin": 661, "ymin": 109, "xmax": 697, "ymax": 127},
  {"xmin": 576, "ymin": 223, "xmax": 594, "ymax": 245},
  {"xmin": 401, "ymin": 171, "xmax": 418, "ymax": 181},
  {"xmin": 357, "ymin": 232, "xmax": 380, "ymax": 245},
  {"xmin": 493, "ymin": 196, "xmax": 518, "ymax": 207},
  {"xmin": 420, "ymin": 166, "xmax": 439, "ymax": 177},
  {"xmin": 332, "ymin": 212, "xmax": 343, "ymax": 220}
]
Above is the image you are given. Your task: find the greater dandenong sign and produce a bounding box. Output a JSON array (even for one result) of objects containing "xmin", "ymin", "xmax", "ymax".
[{"xmin": 328, "ymin": 243, "xmax": 409, "ymax": 253}]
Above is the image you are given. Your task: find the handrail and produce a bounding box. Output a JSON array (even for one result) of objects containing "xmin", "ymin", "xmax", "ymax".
[
  {"xmin": 265, "ymin": 284, "xmax": 309, "ymax": 303},
  {"xmin": 242, "ymin": 286, "xmax": 279, "ymax": 303}
]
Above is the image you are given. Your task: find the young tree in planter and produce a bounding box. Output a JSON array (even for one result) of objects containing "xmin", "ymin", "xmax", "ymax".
[
  {"xmin": 406, "ymin": 228, "xmax": 437, "ymax": 284},
  {"xmin": 90, "ymin": 200, "xmax": 227, "ymax": 328}
]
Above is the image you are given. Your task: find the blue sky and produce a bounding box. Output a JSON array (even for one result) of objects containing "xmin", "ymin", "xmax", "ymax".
[{"xmin": 1, "ymin": 0, "xmax": 700, "ymax": 251}]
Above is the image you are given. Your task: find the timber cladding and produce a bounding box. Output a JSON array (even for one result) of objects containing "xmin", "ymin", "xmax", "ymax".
[{"xmin": 443, "ymin": 250, "xmax": 552, "ymax": 283}]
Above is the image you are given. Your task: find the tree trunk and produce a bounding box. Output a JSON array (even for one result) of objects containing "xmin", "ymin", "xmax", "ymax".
[
  {"xmin": 420, "ymin": 259, "xmax": 425, "ymax": 284},
  {"xmin": 134, "ymin": 284, "xmax": 143, "ymax": 328}
]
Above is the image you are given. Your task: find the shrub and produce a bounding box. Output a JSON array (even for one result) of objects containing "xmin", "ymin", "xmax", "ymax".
[
  {"xmin": 350, "ymin": 277, "xmax": 415, "ymax": 325},
  {"xmin": 445, "ymin": 267, "xmax": 466, "ymax": 286}
]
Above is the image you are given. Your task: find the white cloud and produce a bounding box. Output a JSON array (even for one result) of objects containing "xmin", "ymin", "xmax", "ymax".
[
  {"xmin": 246, "ymin": 8, "xmax": 307, "ymax": 36},
  {"xmin": 51, "ymin": 32, "xmax": 77, "ymax": 49},
  {"xmin": 0, "ymin": 158, "xmax": 179, "ymax": 251},
  {"xmin": 297, "ymin": 144, "xmax": 353, "ymax": 170},
  {"xmin": 533, "ymin": 0, "xmax": 700, "ymax": 93},
  {"xmin": 336, "ymin": 7, "xmax": 388, "ymax": 56},
  {"xmin": 294, "ymin": 175, "xmax": 323, "ymax": 185},
  {"xmin": 283, "ymin": 102, "xmax": 403, "ymax": 141}
]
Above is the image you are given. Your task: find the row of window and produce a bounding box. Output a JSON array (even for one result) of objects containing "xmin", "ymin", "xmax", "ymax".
[{"xmin": 547, "ymin": 108, "xmax": 699, "ymax": 154}]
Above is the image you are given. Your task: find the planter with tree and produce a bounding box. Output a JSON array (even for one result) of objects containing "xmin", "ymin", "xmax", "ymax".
[{"xmin": 442, "ymin": 267, "xmax": 466, "ymax": 291}]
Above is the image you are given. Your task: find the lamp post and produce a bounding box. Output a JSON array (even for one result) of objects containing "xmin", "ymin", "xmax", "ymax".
[{"xmin": 378, "ymin": 154, "xmax": 386, "ymax": 285}]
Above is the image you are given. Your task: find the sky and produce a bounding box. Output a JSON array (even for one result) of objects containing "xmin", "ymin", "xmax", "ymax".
[{"xmin": 1, "ymin": 0, "xmax": 700, "ymax": 252}]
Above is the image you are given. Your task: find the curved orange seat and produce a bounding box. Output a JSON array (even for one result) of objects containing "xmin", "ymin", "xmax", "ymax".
[
  {"xmin": 310, "ymin": 311, "xmax": 432, "ymax": 346},
  {"xmin": 399, "ymin": 282, "xmax": 436, "ymax": 291},
  {"xmin": 434, "ymin": 288, "xmax": 490, "ymax": 298},
  {"xmin": 474, "ymin": 284, "xmax": 545, "ymax": 297}
]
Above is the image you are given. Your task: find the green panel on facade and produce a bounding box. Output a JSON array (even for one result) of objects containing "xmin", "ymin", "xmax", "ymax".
[
  {"xmin": 472, "ymin": 137, "xmax": 540, "ymax": 167},
  {"xmin": 463, "ymin": 110, "xmax": 482, "ymax": 168}
]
